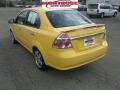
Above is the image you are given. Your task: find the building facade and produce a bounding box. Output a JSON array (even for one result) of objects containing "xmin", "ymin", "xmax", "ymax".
[{"xmin": 86, "ymin": 0, "xmax": 120, "ymax": 5}]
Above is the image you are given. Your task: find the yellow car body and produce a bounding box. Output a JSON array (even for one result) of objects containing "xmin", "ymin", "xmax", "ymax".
[{"xmin": 9, "ymin": 8, "xmax": 108, "ymax": 70}]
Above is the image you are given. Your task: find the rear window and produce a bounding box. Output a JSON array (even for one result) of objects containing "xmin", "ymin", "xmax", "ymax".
[
  {"xmin": 88, "ymin": 4, "xmax": 98, "ymax": 9},
  {"xmin": 46, "ymin": 10, "xmax": 92, "ymax": 28}
]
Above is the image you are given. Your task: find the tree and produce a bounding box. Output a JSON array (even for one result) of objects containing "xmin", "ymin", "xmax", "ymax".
[
  {"xmin": 8, "ymin": 1, "xmax": 14, "ymax": 7},
  {"xmin": 0, "ymin": 0, "xmax": 6, "ymax": 7}
]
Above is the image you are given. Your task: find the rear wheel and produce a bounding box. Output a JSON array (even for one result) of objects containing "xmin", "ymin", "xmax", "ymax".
[
  {"xmin": 33, "ymin": 48, "xmax": 47, "ymax": 71},
  {"xmin": 113, "ymin": 12, "xmax": 117, "ymax": 17},
  {"xmin": 88, "ymin": 15, "xmax": 93, "ymax": 18},
  {"xmin": 10, "ymin": 31, "xmax": 18, "ymax": 44},
  {"xmin": 100, "ymin": 13, "xmax": 104, "ymax": 18}
]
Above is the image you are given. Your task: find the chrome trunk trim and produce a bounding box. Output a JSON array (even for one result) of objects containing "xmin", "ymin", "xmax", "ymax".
[{"xmin": 70, "ymin": 32, "xmax": 104, "ymax": 40}]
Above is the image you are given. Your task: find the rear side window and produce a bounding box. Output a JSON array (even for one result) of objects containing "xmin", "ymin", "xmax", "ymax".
[
  {"xmin": 16, "ymin": 11, "xmax": 28, "ymax": 24},
  {"xmin": 88, "ymin": 4, "xmax": 98, "ymax": 9},
  {"xmin": 26, "ymin": 11, "xmax": 40, "ymax": 28},
  {"xmin": 100, "ymin": 5, "xmax": 110, "ymax": 9}
]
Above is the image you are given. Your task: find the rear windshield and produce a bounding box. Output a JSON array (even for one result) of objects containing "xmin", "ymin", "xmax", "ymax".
[
  {"xmin": 88, "ymin": 4, "xmax": 98, "ymax": 9},
  {"xmin": 46, "ymin": 10, "xmax": 92, "ymax": 28}
]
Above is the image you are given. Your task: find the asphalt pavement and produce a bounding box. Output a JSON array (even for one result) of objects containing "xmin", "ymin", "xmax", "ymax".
[{"xmin": 0, "ymin": 8, "xmax": 120, "ymax": 90}]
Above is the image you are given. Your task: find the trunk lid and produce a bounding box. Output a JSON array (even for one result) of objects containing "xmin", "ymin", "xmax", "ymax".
[
  {"xmin": 87, "ymin": 9, "xmax": 98, "ymax": 13},
  {"xmin": 56, "ymin": 24, "xmax": 105, "ymax": 52}
]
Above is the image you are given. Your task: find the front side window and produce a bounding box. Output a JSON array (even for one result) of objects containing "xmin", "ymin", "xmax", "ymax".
[
  {"xmin": 26, "ymin": 11, "xmax": 40, "ymax": 28},
  {"xmin": 47, "ymin": 10, "xmax": 92, "ymax": 28},
  {"xmin": 16, "ymin": 11, "xmax": 28, "ymax": 24}
]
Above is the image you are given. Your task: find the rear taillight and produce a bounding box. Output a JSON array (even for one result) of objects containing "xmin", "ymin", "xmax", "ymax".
[{"xmin": 53, "ymin": 33, "xmax": 72, "ymax": 49}]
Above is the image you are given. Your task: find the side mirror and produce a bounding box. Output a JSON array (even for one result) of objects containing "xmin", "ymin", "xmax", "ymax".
[{"xmin": 8, "ymin": 19, "xmax": 15, "ymax": 24}]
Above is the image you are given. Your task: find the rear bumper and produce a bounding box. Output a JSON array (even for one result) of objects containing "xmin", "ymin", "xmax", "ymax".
[
  {"xmin": 46, "ymin": 41, "xmax": 108, "ymax": 70},
  {"xmin": 87, "ymin": 12, "xmax": 101, "ymax": 16}
]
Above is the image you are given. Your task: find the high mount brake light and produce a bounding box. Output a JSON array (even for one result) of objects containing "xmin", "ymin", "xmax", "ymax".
[{"xmin": 53, "ymin": 33, "xmax": 72, "ymax": 49}]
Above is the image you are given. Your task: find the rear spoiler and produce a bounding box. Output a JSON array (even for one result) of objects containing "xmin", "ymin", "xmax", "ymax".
[
  {"xmin": 70, "ymin": 32, "xmax": 104, "ymax": 40},
  {"xmin": 59, "ymin": 24, "xmax": 105, "ymax": 33},
  {"xmin": 82, "ymin": 24, "xmax": 105, "ymax": 29},
  {"xmin": 70, "ymin": 24, "xmax": 105, "ymax": 40}
]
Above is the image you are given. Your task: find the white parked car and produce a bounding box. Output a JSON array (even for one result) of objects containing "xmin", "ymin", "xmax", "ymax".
[
  {"xmin": 87, "ymin": 3, "xmax": 118, "ymax": 18},
  {"xmin": 78, "ymin": 4, "xmax": 87, "ymax": 11}
]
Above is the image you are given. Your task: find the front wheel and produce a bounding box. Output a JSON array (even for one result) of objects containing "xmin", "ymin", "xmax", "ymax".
[
  {"xmin": 33, "ymin": 49, "xmax": 47, "ymax": 71},
  {"xmin": 10, "ymin": 31, "xmax": 18, "ymax": 44},
  {"xmin": 113, "ymin": 12, "xmax": 117, "ymax": 17}
]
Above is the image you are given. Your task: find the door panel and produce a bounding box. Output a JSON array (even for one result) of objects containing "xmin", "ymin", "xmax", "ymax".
[
  {"xmin": 13, "ymin": 10, "xmax": 29, "ymax": 43},
  {"xmin": 11, "ymin": 24, "xmax": 20, "ymax": 41},
  {"xmin": 20, "ymin": 26, "xmax": 39, "ymax": 51},
  {"xmin": 19, "ymin": 11, "xmax": 40, "ymax": 51},
  {"xmin": 100, "ymin": 5, "xmax": 111, "ymax": 16}
]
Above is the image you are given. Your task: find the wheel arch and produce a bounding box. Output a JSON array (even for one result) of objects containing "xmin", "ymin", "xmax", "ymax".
[
  {"xmin": 10, "ymin": 29, "xmax": 12, "ymax": 32},
  {"xmin": 32, "ymin": 44, "xmax": 48, "ymax": 65},
  {"xmin": 101, "ymin": 12, "xmax": 105, "ymax": 14},
  {"xmin": 114, "ymin": 12, "xmax": 117, "ymax": 14}
]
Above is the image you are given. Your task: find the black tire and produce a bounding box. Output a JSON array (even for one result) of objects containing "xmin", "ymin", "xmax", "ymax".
[
  {"xmin": 100, "ymin": 13, "xmax": 104, "ymax": 18},
  {"xmin": 88, "ymin": 15, "xmax": 92, "ymax": 18},
  {"xmin": 10, "ymin": 31, "xmax": 18, "ymax": 44},
  {"xmin": 33, "ymin": 48, "xmax": 47, "ymax": 71},
  {"xmin": 113, "ymin": 12, "xmax": 117, "ymax": 17}
]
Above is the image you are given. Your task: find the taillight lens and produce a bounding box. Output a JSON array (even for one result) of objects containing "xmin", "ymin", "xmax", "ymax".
[{"xmin": 53, "ymin": 33, "xmax": 72, "ymax": 49}]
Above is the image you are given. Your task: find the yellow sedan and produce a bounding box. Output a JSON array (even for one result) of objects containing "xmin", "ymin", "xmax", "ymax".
[{"xmin": 8, "ymin": 8, "xmax": 108, "ymax": 70}]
